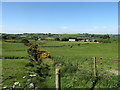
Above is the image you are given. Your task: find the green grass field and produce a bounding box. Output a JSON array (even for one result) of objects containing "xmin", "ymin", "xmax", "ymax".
[
  {"xmin": 2, "ymin": 41, "xmax": 28, "ymax": 57},
  {"xmin": 2, "ymin": 59, "xmax": 28, "ymax": 86},
  {"xmin": 1, "ymin": 40, "xmax": 119, "ymax": 88}
]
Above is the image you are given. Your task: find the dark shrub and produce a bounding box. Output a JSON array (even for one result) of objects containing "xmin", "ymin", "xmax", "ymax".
[{"xmin": 21, "ymin": 39, "xmax": 29, "ymax": 43}]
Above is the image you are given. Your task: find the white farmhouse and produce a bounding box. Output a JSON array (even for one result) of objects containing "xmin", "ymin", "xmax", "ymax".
[
  {"xmin": 69, "ymin": 39, "xmax": 76, "ymax": 42},
  {"xmin": 38, "ymin": 38, "xmax": 42, "ymax": 40}
]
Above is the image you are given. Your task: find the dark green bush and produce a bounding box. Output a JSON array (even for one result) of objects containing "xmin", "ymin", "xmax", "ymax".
[{"xmin": 21, "ymin": 39, "xmax": 29, "ymax": 43}]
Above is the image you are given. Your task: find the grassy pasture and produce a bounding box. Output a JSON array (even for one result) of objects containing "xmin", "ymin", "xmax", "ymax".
[
  {"xmin": 1, "ymin": 40, "xmax": 119, "ymax": 88},
  {"xmin": 38, "ymin": 41, "xmax": 119, "ymax": 88},
  {"xmin": 1, "ymin": 59, "xmax": 28, "ymax": 87},
  {"xmin": 2, "ymin": 41, "xmax": 28, "ymax": 57},
  {"xmin": 38, "ymin": 41, "xmax": 118, "ymax": 67}
]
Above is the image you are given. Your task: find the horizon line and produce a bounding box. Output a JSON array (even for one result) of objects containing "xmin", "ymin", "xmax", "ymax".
[{"xmin": 0, "ymin": 32, "xmax": 119, "ymax": 35}]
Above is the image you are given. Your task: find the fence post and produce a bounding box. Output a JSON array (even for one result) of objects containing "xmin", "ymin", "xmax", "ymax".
[
  {"xmin": 56, "ymin": 68, "xmax": 60, "ymax": 90},
  {"xmin": 93, "ymin": 57, "xmax": 96, "ymax": 77}
]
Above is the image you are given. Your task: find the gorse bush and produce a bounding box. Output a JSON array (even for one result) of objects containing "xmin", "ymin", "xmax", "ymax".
[
  {"xmin": 27, "ymin": 44, "xmax": 51, "ymax": 59},
  {"xmin": 23, "ymin": 42, "xmax": 51, "ymax": 88}
]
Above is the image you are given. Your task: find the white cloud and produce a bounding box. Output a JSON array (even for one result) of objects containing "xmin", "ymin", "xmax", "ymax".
[
  {"xmin": 93, "ymin": 26, "xmax": 99, "ymax": 30},
  {"xmin": 60, "ymin": 26, "xmax": 69, "ymax": 30},
  {"xmin": 76, "ymin": 25, "xmax": 118, "ymax": 34},
  {"xmin": 102, "ymin": 26, "xmax": 108, "ymax": 29}
]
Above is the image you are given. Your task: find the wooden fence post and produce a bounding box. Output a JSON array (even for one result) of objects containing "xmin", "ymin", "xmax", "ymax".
[
  {"xmin": 93, "ymin": 57, "xmax": 97, "ymax": 77},
  {"xmin": 56, "ymin": 68, "xmax": 60, "ymax": 90}
]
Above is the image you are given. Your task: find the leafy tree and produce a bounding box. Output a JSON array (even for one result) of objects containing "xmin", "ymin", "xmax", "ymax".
[
  {"xmin": 102, "ymin": 35, "xmax": 110, "ymax": 39},
  {"xmin": 60, "ymin": 37, "xmax": 69, "ymax": 41},
  {"xmin": 55, "ymin": 37, "xmax": 60, "ymax": 41},
  {"xmin": 2, "ymin": 34, "xmax": 9, "ymax": 40},
  {"xmin": 21, "ymin": 39, "xmax": 29, "ymax": 43}
]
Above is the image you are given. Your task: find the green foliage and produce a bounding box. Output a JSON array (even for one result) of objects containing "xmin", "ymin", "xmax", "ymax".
[
  {"xmin": 21, "ymin": 39, "xmax": 29, "ymax": 43},
  {"xmin": 60, "ymin": 37, "xmax": 69, "ymax": 41},
  {"xmin": 22, "ymin": 43, "xmax": 51, "ymax": 88},
  {"xmin": 1, "ymin": 33, "xmax": 118, "ymax": 43},
  {"xmin": 55, "ymin": 37, "xmax": 60, "ymax": 41},
  {"xmin": 22, "ymin": 59, "xmax": 50, "ymax": 88},
  {"xmin": 62, "ymin": 63, "xmax": 78, "ymax": 73},
  {"xmin": 1, "ymin": 34, "xmax": 16, "ymax": 40}
]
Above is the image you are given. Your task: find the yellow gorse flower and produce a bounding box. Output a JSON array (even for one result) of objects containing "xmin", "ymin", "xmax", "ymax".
[
  {"xmin": 27, "ymin": 43, "xmax": 51, "ymax": 58},
  {"xmin": 40, "ymin": 51, "xmax": 51, "ymax": 58}
]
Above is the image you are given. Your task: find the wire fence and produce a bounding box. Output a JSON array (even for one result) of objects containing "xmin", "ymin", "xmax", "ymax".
[
  {"xmin": 97, "ymin": 58, "xmax": 120, "ymax": 61},
  {"xmin": 2, "ymin": 56, "xmax": 119, "ymax": 89}
]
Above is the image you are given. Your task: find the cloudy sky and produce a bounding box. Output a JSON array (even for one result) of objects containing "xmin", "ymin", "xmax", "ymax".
[{"xmin": 2, "ymin": 2, "xmax": 118, "ymax": 34}]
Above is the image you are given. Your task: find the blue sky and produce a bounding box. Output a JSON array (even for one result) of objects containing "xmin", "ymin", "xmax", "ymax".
[{"xmin": 2, "ymin": 2, "xmax": 118, "ymax": 34}]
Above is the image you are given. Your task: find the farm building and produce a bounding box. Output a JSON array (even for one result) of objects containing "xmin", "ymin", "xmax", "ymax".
[
  {"xmin": 38, "ymin": 38, "xmax": 45, "ymax": 40},
  {"xmin": 68, "ymin": 39, "xmax": 76, "ymax": 41},
  {"xmin": 78, "ymin": 39, "xmax": 86, "ymax": 42},
  {"xmin": 78, "ymin": 39, "xmax": 97, "ymax": 42},
  {"xmin": 86, "ymin": 39, "xmax": 90, "ymax": 42},
  {"xmin": 90, "ymin": 40, "xmax": 97, "ymax": 42}
]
